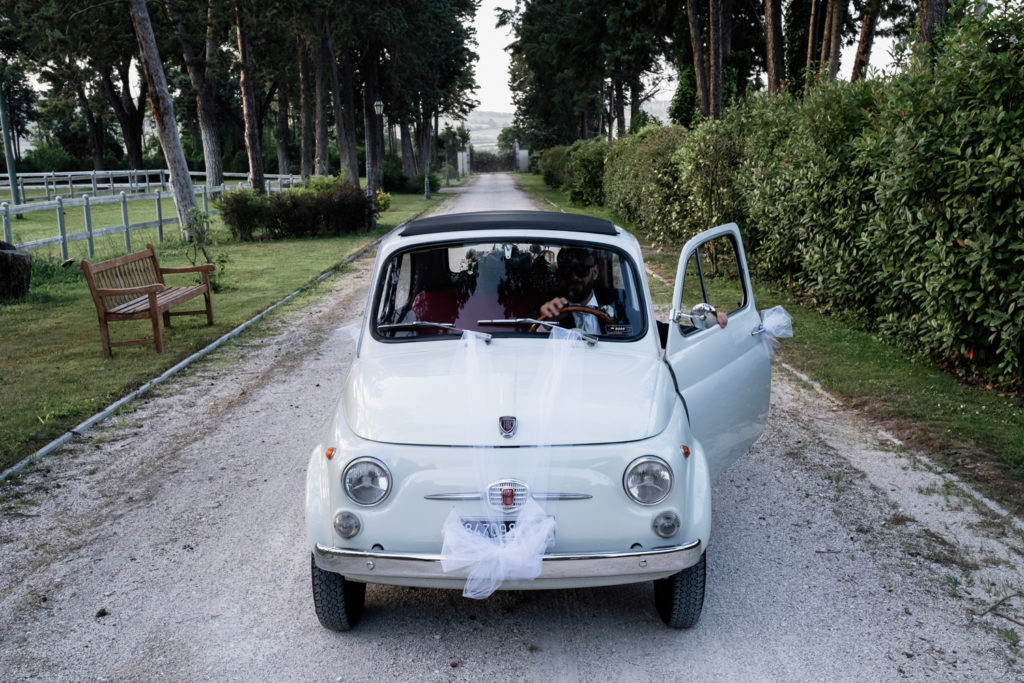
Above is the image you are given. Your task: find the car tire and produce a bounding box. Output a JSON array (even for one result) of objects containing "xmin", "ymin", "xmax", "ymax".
[
  {"xmin": 653, "ymin": 550, "xmax": 706, "ymax": 629},
  {"xmin": 311, "ymin": 554, "xmax": 366, "ymax": 631}
]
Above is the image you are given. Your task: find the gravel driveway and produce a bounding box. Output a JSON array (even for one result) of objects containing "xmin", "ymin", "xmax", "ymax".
[{"xmin": 2, "ymin": 175, "xmax": 1022, "ymax": 681}]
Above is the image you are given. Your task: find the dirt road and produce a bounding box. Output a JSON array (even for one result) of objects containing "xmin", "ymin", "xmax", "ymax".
[{"xmin": 2, "ymin": 175, "xmax": 1022, "ymax": 681}]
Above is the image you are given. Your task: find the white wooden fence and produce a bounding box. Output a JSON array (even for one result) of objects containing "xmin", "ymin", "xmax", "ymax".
[
  {"xmin": 0, "ymin": 169, "xmax": 173, "ymax": 202},
  {"xmin": 2, "ymin": 172, "xmax": 296, "ymax": 260}
]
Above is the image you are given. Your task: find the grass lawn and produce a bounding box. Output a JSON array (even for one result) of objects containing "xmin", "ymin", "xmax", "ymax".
[
  {"xmin": 514, "ymin": 172, "xmax": 1024, "ymax": 507},
  {"xmin": 0, "ymin": 190, "xmax": 446, "ymax": 473}
]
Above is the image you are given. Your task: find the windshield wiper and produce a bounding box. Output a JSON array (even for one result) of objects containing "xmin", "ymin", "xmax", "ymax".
[
  {"xmin": 478, "ymin": 318, "xmax": 597, "ymax": 346},
  {"xmin": 377, "ymin": 321, "xmax": 492, "ymax": 343}
]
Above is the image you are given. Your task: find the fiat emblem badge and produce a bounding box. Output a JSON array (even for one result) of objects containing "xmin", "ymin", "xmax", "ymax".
[{"xmin": 499, "ymin": 416, "xmax": 517, "ymax": 438}]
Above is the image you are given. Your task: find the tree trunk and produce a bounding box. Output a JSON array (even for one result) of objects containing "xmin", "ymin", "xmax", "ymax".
[
  {"xmin": 629, "ymin": 75, "xmax": 643, "ymax": 124},
  {"xmin": 614, "ymin": 80, "xmax": 626, "ymax": 137},
  {"xmin": 401, "ymin": 120, "xmax": 417, "ymax": 178},
  {"xmin": 234, "ymin": 4, "xmax": 264, "ymax": 193},
  {"xmin": 165, "ymin": 0, "xmax": 223, "ymax": 188},
  {"xmin": 709, "ymin": 0, "xmax": 724, "ymax": 119},
  {"xmin": 420, "ymin": 113, "xmax": 431, "ymax": 200},
  {"xmin": 314, "ymin": 33, "xmax": 331, "ymax": 176},
  {"xmin": 805, "ymin": 0, "xmax": 821, "ymax": 88},
  {"xmin": 100, "ymin": 64, "xmax": 146, "ymax": 169},
  {"xmin": 827, "ymin": 0, "xmax": 845, "ymax": 79},
  {"xmin": 765, "ymin": 0, "xmax": 785, "ymax": 93},
  {"xmin": 128, "ymin": 0, "xmax": 198, "ymax": 239},
  {"xmin": 362, "ymin": 49, "xmax": 384, "ymax": 194},
  {"xmin": 686, "ymin": 0, "xmax": 709, "ymax": 117},
  {"xmin": 819, "ymin": 0, "xmax": 834, "ymax": 67},
  {"xmin": 275, "ymin": 82, "xmax": 290, "ymax": 175},
  {"xmin": 721, "ymin": 0, "xmax": 734, "ymax": 57},
  {"xmin": 919, "ymin": 0, "xmax": 948, "ymax": 53},
  {"xmin": 323, "ymin": 19, "xmax": 359, "ymax": 186},
  {"xmin": 0, "ymin": 80, "xmax": 22, "ymax": 206},
  {"xmin": 75, "ymin": 84, "xmax": 106, "ymax": 171},
  {"xmin": 298, "ymin": 37, "xmax": 314, "ymax": 180},
  {"xmin": 340, "ymin": 49, "xmax": 360, "ymax": 188},
  {"xmin": 851, "ymin": 0, "xmax": 881, "ymax": 81}
]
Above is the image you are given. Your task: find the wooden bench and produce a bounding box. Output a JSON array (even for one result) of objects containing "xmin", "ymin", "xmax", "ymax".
[{"xmin": 81, "ymin": 244, "xmax": 215, "ymax": 358}]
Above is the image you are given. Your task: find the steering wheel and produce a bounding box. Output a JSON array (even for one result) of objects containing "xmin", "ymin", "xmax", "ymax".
[{"xmin": 529, "ymin": 305, "xmax": 613, "ymax": 333}]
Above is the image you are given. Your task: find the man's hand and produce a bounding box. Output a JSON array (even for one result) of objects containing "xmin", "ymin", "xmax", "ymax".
[
  {"xmin": 540, "ymin": 296, "xmax": 569, "ymax": 319},
  {"xmin": 716, "ymin": 311, "xmax": 728, "ymax": 328}
]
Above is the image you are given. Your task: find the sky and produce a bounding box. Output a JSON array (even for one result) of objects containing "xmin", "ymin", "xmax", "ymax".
[
  {"xmin": 468, "ymin": 1, "xmax": 898, "ymax": 116},
  {"xmin": 472, "ymin": 0, "xmax": 517, "ymax": 113}
]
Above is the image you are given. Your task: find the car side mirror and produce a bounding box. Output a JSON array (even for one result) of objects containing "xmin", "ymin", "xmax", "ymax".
[
  {"xmin": 672, "ymin": 302, "xmax": 718, "ymax": 330},
  {"xmin": 688, "ymin": 302, "xmax": 718, "ymax": 329}
]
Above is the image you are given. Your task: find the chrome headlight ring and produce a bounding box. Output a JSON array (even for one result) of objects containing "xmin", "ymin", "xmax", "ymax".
[
  {"xmin": 623, "ymin": 455, "xmax": 673, "ymax": 506},
  {"xmin": 342, "ymin": 457, "xmax": 392, "ymax": 506}
]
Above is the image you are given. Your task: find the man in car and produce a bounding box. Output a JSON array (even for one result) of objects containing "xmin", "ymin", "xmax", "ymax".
[{"xmin": 539, "ymin": 247, "xmax": 616, "ymax": 334}]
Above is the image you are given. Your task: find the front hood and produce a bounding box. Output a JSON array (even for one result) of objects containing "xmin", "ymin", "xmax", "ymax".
[{"xmin": 344, "ymin": 342, "xmax": 674, "ymax": 446}]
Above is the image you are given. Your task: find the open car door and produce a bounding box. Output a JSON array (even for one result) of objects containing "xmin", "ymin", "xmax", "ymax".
[{"xmin": 665, "ymin": 223, "xmax": 770, "ymax": 480}]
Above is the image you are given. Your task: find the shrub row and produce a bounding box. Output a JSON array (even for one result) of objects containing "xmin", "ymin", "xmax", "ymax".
[
  {"xmin": 216, "ymin": 176, "xmax": 373, "ymax": 241},
  {"xmin": 381, "ymin": 159, "xmax": 441, "ymax": 194},
  {"xmin": 536, "ymin": 8, "xmax": 1024, "ymax": 389}
]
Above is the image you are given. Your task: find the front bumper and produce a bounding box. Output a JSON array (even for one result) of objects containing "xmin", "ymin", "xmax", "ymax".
[{"xmin": 313, "ymin": 539, "xmax": 702, "ymax": 589}]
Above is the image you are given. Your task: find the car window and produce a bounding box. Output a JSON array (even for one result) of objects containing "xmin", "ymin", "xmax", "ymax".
[
  {"xmin": 373, "ymin": 240, "xmax": 646, "ymax": 341},
  {"xmin": 679, "ymin": 234, "xmax": 747, "ymax": 335}
]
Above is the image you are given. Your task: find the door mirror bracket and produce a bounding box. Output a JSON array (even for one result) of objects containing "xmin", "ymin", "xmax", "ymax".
[{"xmin": 672, "ymin": 302, "xmax": 718, "ymax": 329}]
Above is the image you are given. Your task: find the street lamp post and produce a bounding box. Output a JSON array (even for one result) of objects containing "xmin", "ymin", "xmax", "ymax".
[{"xmin": 367, "ymin": 98, "xmax": 384, "ymax": 231}]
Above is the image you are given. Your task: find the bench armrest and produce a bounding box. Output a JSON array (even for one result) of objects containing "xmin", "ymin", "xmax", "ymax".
[
  {"xmin": 95, "ymin": 283, "xmax": 165, "ymax": 297},
  {"xmin": 160, "ymin": 264, "xmax": 216, "ymax": 274}
]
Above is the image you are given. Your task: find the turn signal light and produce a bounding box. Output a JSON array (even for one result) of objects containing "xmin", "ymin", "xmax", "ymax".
[
  {"xmin": 325, "ymin": 447, "xmax": 336, "ymax": 460},
  {"xmin": 682, "ymin": 445, "xmax": 690, "ymax": 458}
]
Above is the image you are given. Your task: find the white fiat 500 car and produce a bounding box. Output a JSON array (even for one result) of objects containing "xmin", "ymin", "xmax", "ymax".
[{"xmin": 306, "ymin": 211, "xmax": 769, "ymax": 630}]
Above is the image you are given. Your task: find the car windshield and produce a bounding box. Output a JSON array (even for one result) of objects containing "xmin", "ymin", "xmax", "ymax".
[{"xmin": 372, "ymin": 240, "xmax": 646, "ymax": 341}]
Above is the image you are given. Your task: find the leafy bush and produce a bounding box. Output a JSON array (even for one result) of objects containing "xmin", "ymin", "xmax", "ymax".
[
  {"xmin": 538, "ymin": 146, "xmax": 569, "ymax": 188},
  {"xmin": 861, "ymin": 6, "xmax": 1024, "ymax": 386},
  {"xmin": 216, "ymin": 181, "xmax": 369, "ymax": 240},
  {"xmin": 20, "ymin": 144, "xmax": 76, "ymax": 173},
  {"xmin": 407, "ymin": 172, "xmax": 441, "ymax": 194},
  {"xmin": 564, "ymin": 138, "xmax": 608, "ymax": 206},
  {"xmin": 381, "ymin": 159, "xmax": 407, "ymax": 192},
  {"xmin": 737, "ymin": 79, "xmax": 882, "ymax": 316},
  {"xmin": 604, "ymin": 125, "xmax": 688, "ymax": 244},
  {"xmin": 671, "ymin": 116, "xmax": 745, "ymax": 242},
  {"xmin": 374, "ymin": 189, "xmax": 392, "ymax": 213},
  {"xmin": 472, "ymin": 148, "xmax": 515, "ymax": 172},
  {"xmin": 595, "ymin": 2, "xmax": 1024, "ymax": 388},
  {"xmin": 305, "ymin": 174, "xmax": 348, "ymax": 193},
  {"xmin": 216, "ymin": 189, "xmax": 269, "ymax": 241},
  {"xmin": 528, "ymin": 151, "xmax": 542, "ymax": 174}
]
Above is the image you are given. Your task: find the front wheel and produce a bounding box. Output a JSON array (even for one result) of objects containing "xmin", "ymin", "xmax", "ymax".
[
  {"xmin": 311, "ymin": 554, "xmax": 366, "ymax": 631},
  {"xmin": 653, "ymin": 551, "xmax": 706, "ymax": 628}
]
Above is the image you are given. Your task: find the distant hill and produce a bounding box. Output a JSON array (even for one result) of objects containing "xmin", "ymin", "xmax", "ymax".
[
  {"xmin": 456, "ymin": 100, "xmax": 672, "ymax": 152},
  {"xmin": 459, "ymin": 109, "xmax": 515, "ymax": 151}
]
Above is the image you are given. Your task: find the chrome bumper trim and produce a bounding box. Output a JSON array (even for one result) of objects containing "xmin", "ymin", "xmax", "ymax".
[
  {"xmin": 313, "ymin": 539, "xmax": 702, "ymax": 581},
  {"xmin": 423, "ymin": 492, "xmax": 592, "ymax": 501}
]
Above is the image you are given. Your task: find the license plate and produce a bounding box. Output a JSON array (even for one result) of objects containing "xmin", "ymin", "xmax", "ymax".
[
  {"xmin": 462, "ymin": 518, "xmax": 554, "ymax": 539},
  {"xmin": 463, "ymin": 519, "xmax": 518, "ymax": 538}
]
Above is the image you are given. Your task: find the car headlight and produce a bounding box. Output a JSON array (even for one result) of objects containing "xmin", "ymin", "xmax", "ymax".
[
  {"xmin": 623, "ymin": 456, "xmax": 673, "ymax": 505},
  {"xmin": 342, "ymin": 457, "xmax": 391, "ymax": 506}
]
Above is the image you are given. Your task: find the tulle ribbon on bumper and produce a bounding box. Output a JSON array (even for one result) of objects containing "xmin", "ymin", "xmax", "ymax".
[
  {"xmin": 440, "ymin": 498, "xmax": 557, "ymax": 600},
  {"xmin": 439, "ymin": 328, "xmax": 583, "ymax": 599}
]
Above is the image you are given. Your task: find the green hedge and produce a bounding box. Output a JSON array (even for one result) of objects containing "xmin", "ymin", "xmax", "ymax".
[
  {"xmin": 532, "ymin": 7, "xmax": 1023, "ymax": 389},
  {"xmin": 564, "ymin": 138, "xmax": 608, "ymax": 206},
  {"xmin": 603, "ymin": 125, "xmax": 688, "ymax": 245},
  {"xmin": 216, "ymin": 177, "xmax": 370, "ymax": 241},
  {"xmin": 538, "ymin": 145, "xmax": 569, "ymax": 188}
]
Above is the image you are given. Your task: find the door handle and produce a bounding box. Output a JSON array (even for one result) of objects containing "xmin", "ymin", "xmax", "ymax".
[{"xmin": 751, "ymin": 324, "xmax": 765, "ymax": 336}]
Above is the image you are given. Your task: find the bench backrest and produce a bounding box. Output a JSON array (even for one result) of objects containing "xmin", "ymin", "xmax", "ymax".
[{"xmin": 82, "ymin": 244, "xmax": 166, "ymax": 310}]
